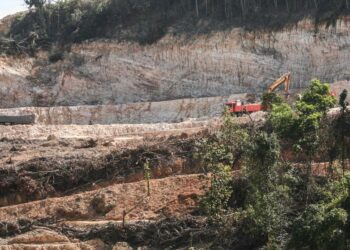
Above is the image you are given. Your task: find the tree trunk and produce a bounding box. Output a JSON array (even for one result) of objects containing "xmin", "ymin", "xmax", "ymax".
[{"xmin": 195, "ymin": 0, "xmax": 199, "ymax": 17}]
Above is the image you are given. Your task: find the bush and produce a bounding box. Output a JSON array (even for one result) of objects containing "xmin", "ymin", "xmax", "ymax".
[
  {"xmin": 291, "ymin": 205, "xmax": 347, "ymax": 249},
  {"xmin": 262, "ymin": 92, "xmax": 283, "ymax": 111},
  {"xmin": 296, "ymin": 79, "xmax": 336, "ymax": 116},
  {"xmin": 268, "ymin": 102, "xmax": 296, "ymax": 138},
  {"xmin": 199, "ymin": 164, "xmax": 233, "ymax": 218}
]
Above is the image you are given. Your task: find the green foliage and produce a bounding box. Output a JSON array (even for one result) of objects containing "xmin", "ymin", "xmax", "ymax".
[
  {"xmin": 296, "ymin": 79, "xmax": 336, "ymax": 116},
  {"xmin": 5, "ymin": 0, "xmax": 347, "ymax": 56},
  {"xmin": 293, "ymin": 80, "xmax": 336, "ymax": 155},
  {"xmin": 266, "ymin": 80, "xmax": 335, "ymax": 143},
  {"xmin": 197, "ymin": 111, "xmax": 247, "ymax": 217},
  {"xmin": 334, "ymin": 89, "xmax": 350, "ymax": 174},
  {"xmin": 291, "ymin": 205, "xmax": 347, "ymax": 249},
  {"xmin": 268, "ymin": 103, "xmax": 296, "ymax": 138},
  {"xmin": 196, "ymin": 80, "xmax": 346, "ymax": 249},
  {"xmin": 292, "ymin": 80, "xmax": 334, "ymax": 202},
  {"xmin": 262, "ymin": 92, "xmax": 283, "ymax": 110},
  {"xmin": 243, "ymin": 185, "xmax": 290, "ymax": 247},
  {"xmin": 244, "ymin": 132, "xmax": 280, "ymax": 192},
  {"xmin": 196, "ymin": 109, "xmax": 248, "ymax": 172},
  {"xmin": 240, "ymin": 132, "xmax": 291, "ymax": 248},
  {"xmin": 199, "ymin": 164, "xmax": 233, "ymax": 217},
  {"xmin": 290, "ymin": 174, "xmax": 350, "ymax": 249},
  {"xmin": 24, "ymin": 0, "xmax": 46, "ymax": 8}
]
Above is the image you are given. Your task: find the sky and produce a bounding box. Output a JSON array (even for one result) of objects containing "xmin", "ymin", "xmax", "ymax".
[{"xmin": 0, "ymin": 0, "xmax": 27, "ymax": 19}]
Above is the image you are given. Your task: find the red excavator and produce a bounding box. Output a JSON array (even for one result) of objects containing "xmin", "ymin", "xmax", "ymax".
[{"xmin": 225, "ymin": 72, "xmax": 291, "ymax": 116}]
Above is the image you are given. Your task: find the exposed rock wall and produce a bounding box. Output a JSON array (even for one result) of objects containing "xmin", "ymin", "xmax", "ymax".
[
  {"xmin": 0, "ymin": 95, "xmax": 243, "ymax": 124},
  {"xmin": 0, "ymin": 17, "xmax": 350, "ymax": 122}
]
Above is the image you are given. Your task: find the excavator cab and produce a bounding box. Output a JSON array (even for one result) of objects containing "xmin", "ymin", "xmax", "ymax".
[{"xmin": 225, "ymin": 100, "xmax": 241, "ymax": 113}]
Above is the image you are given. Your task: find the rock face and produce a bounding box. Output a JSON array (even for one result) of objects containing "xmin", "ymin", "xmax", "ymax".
[
  {"xmin": 0, "ymin": 18, "xmax": 350, "ymax": 114},
  {"xmin": 0, "ymin": 95, "xmax": 243, "ymax": 124}
]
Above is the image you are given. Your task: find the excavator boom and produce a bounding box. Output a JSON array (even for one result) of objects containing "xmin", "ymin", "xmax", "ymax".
[{"xmin": 268, "ymin": 72, "xmax": 291, "ymax": 95}]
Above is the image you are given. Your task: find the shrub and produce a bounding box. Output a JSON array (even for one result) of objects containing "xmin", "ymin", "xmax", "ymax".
[
  {"xmin": 268, "ymin": 102, "xmax": 296, "ymax": 138},
  {"xmin": 262, "ymin": 92, "xmax": 283, "ymax": 111},
  {"xmin": 199, "ymin": 164, "xmax": 233, "ymax": 217}
]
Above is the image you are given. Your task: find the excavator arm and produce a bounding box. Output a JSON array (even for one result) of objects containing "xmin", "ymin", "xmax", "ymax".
[{"xmin": 268, "ymin": 72, "xmax": 291, "ymax": 95}]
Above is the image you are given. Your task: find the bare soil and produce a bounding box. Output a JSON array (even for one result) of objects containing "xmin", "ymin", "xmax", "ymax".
[{"xmin": 0, "ymin": 120, "xmax": 216, "ymax": 249}]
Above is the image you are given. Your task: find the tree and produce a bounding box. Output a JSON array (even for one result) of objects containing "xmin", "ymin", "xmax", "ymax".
[
  {"xmin": 290, "ymin": 174, "xmax": 350, "ymax": 249},
  {"xmin": 196, "ymin": 110, "xmax": 247, "ymax": 218},
  {"xmin": 295, "ymin": 79, "xmax": 336, "ymax": 116},
  {"xmin": 336, "ymin": 89, "xmax": 349, "ymax": 175},
  {"xmin": 195, "ymin": 0, "xmax": 199, "ymax": 17},
  {"xmin": 144, "ymin": 160, "xmax": 151, "ymax": 196},
  {"xmin": 291, "ymin": 205, "xmax": 347, "ymax": 249},
  {"xmin": 245, "ymin": 132, "xmax": 280, "ymax": 193},
  {"xmin": 24, "ymin": 0, "xmax": 46, "ymax": 8},
  {"xmin": 238, "ymin": 132, "xmax": 291, "ymax": 249},
  {"xmin": 294, "ymin": 79, "xmax": 336, "ymax": 203},
  {"xmin": 198, "ymin": 79, "xmax": 349, "ymax": 249},
  {"xmin": 268, "ymin": 102, "xmax": 296, "ymax": 139},
  {"xmin": 199, "ymin": 163, "xmax": 233, "ymax": 218},
  {"xmin": 195, "ymin": 108, "xmax": 248, "ymax": 172}
]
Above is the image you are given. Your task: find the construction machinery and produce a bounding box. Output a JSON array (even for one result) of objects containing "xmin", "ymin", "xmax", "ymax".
[
  {"xmin": 267, "ymin": 72, "xmax": 291, "ymax": 98},
  {"xmin": 225, "ymin": 72, "xmax": 291, "ymax": 116}
]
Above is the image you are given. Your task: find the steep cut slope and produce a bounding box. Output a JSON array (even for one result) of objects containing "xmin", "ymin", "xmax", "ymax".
[
  {"xmin": 1, "ymin": 0, "xmax": 350, "ymax": 124},
  {"xmin": 0, "ymin": 18, "xmax": 350, "ymax": 107},
  {"xmin": 1, "ymin": 18, "xmax": 350, "ymax": 112}
]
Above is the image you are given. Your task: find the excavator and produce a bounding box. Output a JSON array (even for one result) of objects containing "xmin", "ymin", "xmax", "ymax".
[
  {"xmin": 267, "ymin": 72, "xmax": 291, "ymax": 98},
  {"xmin": 225, "ymin": 72, "xmax": 291, "ymax": 116}
]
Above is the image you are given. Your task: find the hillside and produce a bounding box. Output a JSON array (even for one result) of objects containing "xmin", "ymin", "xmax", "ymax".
[
  {"xmin": 0, "ymin": 0, "xmax": 349, "ymax": 123},
  {"xmin": 0, "ymin": 1, "xmax": 350, "ymax": 249}
]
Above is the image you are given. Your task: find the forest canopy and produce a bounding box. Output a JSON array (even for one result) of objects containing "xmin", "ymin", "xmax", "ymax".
[{"xmin": 1, "ymin": 0, "xmax": 349, "ymax": 55}]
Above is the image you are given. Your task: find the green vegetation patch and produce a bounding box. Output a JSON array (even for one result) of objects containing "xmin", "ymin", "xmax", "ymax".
[
  {"xmin": 2, "ymin": 0, "xmax": 350, "ymax": 55},
  {"xmin": 196, "ymin": 80, "xmax": 350, "ymax": 249}
]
